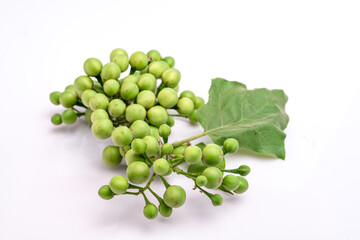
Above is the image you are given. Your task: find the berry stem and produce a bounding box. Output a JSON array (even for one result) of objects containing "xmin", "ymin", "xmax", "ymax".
[
  {"xmin": 194, "ymin": 182, "xmax": 213, "ymax": 198},
  {"xmin": 171, "ymin": 159, "xmax": 185, "ymax": 168},
  {"xmin": 144, "ymin": 173, "xmax": 156, "ymax": 190},
  {"xmin": 124, "ymin": 191, "xmax": 140, "ymax": 196},
  {"xmin": 95, "ymin": 75, "xmax": 103, "ymax": 86},
  {"xmin": 159, "ymin": 176, "xmax": 170, "ymax": 188},
  {"xmin": 171, "ymin": 131, "xmax": 208, "ymax": 147},
  {"xmin": 173, "ymin": 167, "xmax": 197, "ymax": 178},
  {"xmin": 130, "ymin": 68, "xmax": 136, "ymax": 75},
  {"xmin": 217, "ymin": 185, "xmax": 234, "ymax": 195},
  {"xmin": 148, "ymin": 187, "xmax": 163, "ymax": 203},
  {"xmin": 140, "ymin": 191, "xmax": 151, "ymax": 204}
]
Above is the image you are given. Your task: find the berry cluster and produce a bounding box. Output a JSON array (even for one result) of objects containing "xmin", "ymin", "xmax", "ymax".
[{"xmin": 49, "ymin": 49, "xmax": 250, "ymax": 219}]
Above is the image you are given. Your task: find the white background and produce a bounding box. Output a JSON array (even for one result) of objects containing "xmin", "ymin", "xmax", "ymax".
[{"xmin": 1, "ymin": 0, "xmax": 359, "ymax": 239}]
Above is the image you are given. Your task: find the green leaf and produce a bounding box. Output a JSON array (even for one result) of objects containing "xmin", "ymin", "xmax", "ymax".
[{"xmin": 196, "ymin": 78, "xmax": 289, "ymax": 159}]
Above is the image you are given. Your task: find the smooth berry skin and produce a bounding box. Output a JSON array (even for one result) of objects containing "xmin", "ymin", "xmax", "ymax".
[
  {"xmin": 161, "ymin": 68, "xmax": 181, "ymax": 87},
  {"xmin": 143, "ymin": 203, "xmax": 158, "ymax": 220},
  {"xmin": 153, "ymin": 158, "xmax": 170, "ymax": 176},
  {"xmin": 98, "ymin": 185, "xmax": 114, "ymax": 200},
  {"xmin": 147, "ymin": 50, "xmax": 162, "ymax": 61},
  {"xmin": 210, "ymin": 194, "xmax": 223, "ymax": 206},
  {"xmin": 89, "ymin": 93, "xmax": 109, "ymax": 111},
  {"xmin": 59, "ymin": 90, "xmax": 77, "ymax": 108},
  {"xmin": 125, "ymin": 104, "xmax": 146, "ymax": 123},
  {"xmin": 103, "ymin": 79, "xmax": 120, "ymax": 96},
  {"xmin": 161, "ymin": 143, "xmax": 174, "ymax": 155},
  {"xmin": 126, "ymin": 161, "xmax": 150, "ymax": 184},
  {"xmin": 202, "ymin": 167, "xmax": 223, "ymax": 189},
  {"xmin": 120, "ymin": 82, "xmax": 139, "ymax": 101},
  {"xmin": 158, "ymin": 201, "xmax": 173, "ymax": 217},
  {"xmin": 180, "ymin": 90, "xmax": 196, "ymax": 102},
  {"xmin": 101, "ymin": 63, "xmax": 121, "ymax": 81},
  {"xmin": 90, "ymin": 109, "xmax": 109, "ymax": 123},
  {"xmin": 51, "ymin": 114, "xmax": 62, "ymax": 125},
  {"xmin": 238, "ymin": 165, "xmax": 251, "ymax": 176},
  {"xmin": 108, "ymin": 99, "xmax": 126, "ymax": 118},
  {"xmin": 109, "ymin": 176, "xmax": 129, "ymax": 195},
  {"xmin": 83, "ymin": 58, "xmax": 102, "ymax": 76},
  {"xmin": 176, "ymin": 98, "xmax": 194, "ymax": 116},
  {"xmin": 147, "ymin": 106, "xmax": 168, "ymax": 127},
  {"xmin": 129, "ymin": 51, "xmax": 148, "ymax": 71},
  {"xmin": 222, "ymin": 175, "xmax": 241, "ymax": 191},
  {"xmin": 61, "ymin": 109, "xmax": 77, "ymax": 125},
  {"xmin": 136, "ymin": 90, "xmax": 156, "ymax": 109},
  {"xmin": 111, "ymin": 54, "xmax": 129, "ymax": 72},
  {"xmin": 148, "ymin": 61, "xmax": 165, "ymax": 78},
  {"xmin": 184, "ymin": 146, "xmax": 202, "ymax": 164},
  {"xmin": 110, "ymin": 48, "xmax": 128, "ymax": 61},
  {"xmin": 233, "ymin": 177, "xmax": 249, "ymax": 194},
  {"xmin": 162, "ymin": 56, "xmax": 175, "ymax": 67},
  {"xmin": 163, "ymin": 185, "xmax": 186, "ymax": 208},
  {"xmin": 125, "ymin": 149, "xmax": 145, "ymax": 166},
  {"xmin": 131, "ymin": 139, "xmax": 147, "ymax": 154},
  {"xmin": 194, "ymin": 96, "xmax": 205, "ymax": 109},
  {"xmin": 195, "ymin": 175, "xmax": 208, "ymax": 187},
  {"xmin": 159, "ymin": 124, "xmax": 171, "ymax": 139},
  {"xmin": 130, "ymin": 120, "xmax": 150, "ymax": 139},
  {"xmin": 49, "ymin": 91, "xmax": 61, "ymax": 105},
  {"xmin": 102, "ymin": 145, "xmax": 122, "ymax": 167},
  {"xmin": 81, "ymin": 89, "xmax": 97, "ymax": 108},
  {"xmin": 223, "ymin": 138, "xmax": 239, "ymax": 154},
  {"xmin": 202, "ymin": 144, "xmax": 223, "ymax": 167},
  {"xmin": 158, "ymin": 88, "xmax": 178, "ymax": 108},
  {"xmin": 111, "ymin": 126, "xmax": 133, "ymax": 147},
  {"xmin": 137, "ymin": 73, "xmax": 157, "ymax": 91}
]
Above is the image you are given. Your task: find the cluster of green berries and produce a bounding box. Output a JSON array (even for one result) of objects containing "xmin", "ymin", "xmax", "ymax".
[{"xmin": 49, "ymin": 48, "xmax": 250, "ymax": 219}]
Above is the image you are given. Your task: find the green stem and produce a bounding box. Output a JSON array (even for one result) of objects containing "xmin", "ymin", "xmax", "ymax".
[
  {"xmin": 171, "ymin": 131, "xmax": 208, "ymax": 147},
  {"xmin": 221, "ymin": 169, "xmax": 239, "ymax": 174},
  {"xmin": 95, "ymin": 75, "xmax": 103, "ymax": 86},
  {"xmin": 76, "ymin": 112, "xmax": 85, "ymax": 117},
  {"xmin": 159, "ymin": 176, "xmax": 170, "ymax": 188},
  {"xmin": 130, "ymin": 68, "xmax": 136, "ymax": 74},
  {"xmin": 128, "ymin": 184, "xmax": 142, "ymax": 190},
  {"xmin": 171, "ymin": 159, "xmax": 185, "ymax": 168},
  {"xmin": 141, "ymin": 191, "xmax": 150, "ymax": 204},
  {"xmin": 217, "ymin": 185, "xmax": 234, "ymax": 195},
  {"xmin": 124, "ymin": 191, "xmax": 140, "ymax": 196},
  {"xmin": 173, "ymin": 167, "xmax": 198, "ymax": 178},
  {"xmin": 75, "ymin": 99, "xmax": 86, "ymax": 108},
  {"xmin": 144, "ymin": 173, "xmax": 156, "ymax": 190},
  {"xmin": 148, "ymin": 187, "xmax": 163, "ymax": 203},
  {"xmin": 142, "ymin": 154, "xmax": 154, "ymax": 166},
  {"xmin": 195, "ymin": 183, "xmax": 213, "ymax": 198}
]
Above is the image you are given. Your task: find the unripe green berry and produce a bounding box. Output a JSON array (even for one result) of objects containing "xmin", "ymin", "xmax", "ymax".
[
  {"xmin": 125, "ymin": 149, "xmax": 145, "ymax": 165},
  {"xmin": 130, "ymin": 120, "xmax": 150, "ymax": 139},
  {"xmin": 189, "ymin": 110, "xmax": 198, "ymax": 123},
  {"xmin": 125, "ymin": 104, "xmax": 146, "ymax": 123},
  {"xmin": 143, "ymin": 135, "xmax": 160, "ymax": 157},
  {"xmin": 159, "ymin": 124, "xmax": 171, "ymax": 139},
  {"xmin": 51, "ymin": 113, "xmax": 62, "ymax": 125},
  {"xmin": 233, "ymin": 177, "xmax": 249, "ymax": 194},
  {"xmin": 161, "ymin": 143, "xmax": 174, "ymax": 155},
  {"xmin": 222, "ymin": 175, "xmax": 241, "ymax": 191},
  {"xmin": 158, "ymin": 88, "xmax": 178, "ymax": 108},
  {"xmin": 148, "ymin": 61, "xmax": 165, "ymax": 78},
  {"xmin": 162, "ymin": 56, "xmax": 175, "ymax": 68},
  {"xmin": 137, "ymin": 73, "xmax": 156, "ymax": 91},
  {"xmin": 210, "ymin": 194, "xmax": 223, "ymax": 206},
  {"xmin": 89, "ymin": 93, "xmax": 109, "ymax": 111},
  {"xmin": 98, "ymin": 185, "xmax": 114, "ymax": 200},
  {"xmin": 202, "ymin": 167, "xmax": 223, "ymax": 189},
  {"xmin": 136, "ymin": 90, "xmax": 156, "ymax": 109},
  {"xmin": 152, "ymin": 158, "xmax": 170, "ymax": 176},
  {"xmin": 129, "ymin": 51, "xmax": 148, "ymax": 70},
  {"xmin": 74, "ymin": 76, "xmax": 94, "ymax": 95},
  {"xmin": 110, "ymin": 48, "xmax": 128, "ymax": 60},
  {"xmin": 223, "ymin": 138, "xmax": 239, "ymax": 154},
  {"xmin": 81, "ymin": 89, "xmax": 97, "ymax": 108},
  {"xmin": 202, "ymin": 144, "xmax": 223, "ymax": 167},
  {"xmin": 103, "ymin": 79, "xmax": 120, "ymax": 96},
  {"xmin": 126, "ymin": 161, "xmax": 150, "ymax": 184},
  {"xmin": 163, "ymin": 185, "xmax": 186, "ymax": 208},
  {"xmin": 196, "ymin": 175, "xmax": 208, "ymax": 187},
  {"xmin": 238, "ymin": 165, "xmax": 251, "ymax": 176},
  {"xmin": 59, "ymin": 90, "xmax": 77, "ymax": 108},
  {"xmin": 176, "ymin": 98, "xmax": 194, "ymax": 116},
  {"xmin": 109, "ymin": 176, "xmax": 129, "ymax": 194},
  {"xmin": 120, "ymin": 82, "xmax": 139, "ymax": 101},
  {"xmin": 83, "ymin": 58, "xmax": 102, "ymax": 76},
  {"xmin": 149, "ymin": 126, "xmax": 160, "ymax": 140},
  {"xmin": 85, "ymin": 108, "xmax": 93, "ymax": 125},
  {"xmin": 111, "ymin": 54, "xmax": 129, "ymax": 72},
  {"xmin": 49, "ymin": 91, "xmax": 61, "ymax": 105},
  {"xmin": 91, "ymin": 119, "xmax": 113, "ymax": 139},
  {"xmin": 61, "ymin": 109, "xmax": 77, "ymax": 125},
  {"xmin": 158, "ymin": 201, "xmax": 173, "ymax": 217},
  {"xmin": 102, "ymin": 145, "xmax": 122, "ymax": 167},
  {"xmin": 147, "ymin": 106, "xmax": 168, "ymax": 127},
  {"xmin": 184, "ymin": 145, "xmax": 202, "ymax": 164},
  {"xmin": 91, "ymin": 109, "xmax": 109, "ymax": 123},
  {"xmin": 112, "ymin": 126, "xmax": 133, "ymax": 147},
  {"xmin": 161, "ymin": 68, "xmax": 181, "ymax": 87},
  {"xmin": 122, "ymin": 75, "xmax": 138, "ymax": 85},
  {"xmin": 166, "ymin": 116, "xmax": 175, "ymax": 127},
  {"xmin": 194, "ymin": 96, "xmax": 205, "ymax": 109},
  {"xmin": 101, "ymin": 63, "xmax": 121, "ymax": 81},
  {"xmin": 180, "ymin": 90, "xmax": 196, "ymax": 102},
  {"xmin": 147, "ymin": 50, "xmax": 161, "ymax": 61},
  {"xmin": 143, "ymin": 203, "xmax": 158, "ymax": 220},
  {"xmin": 131, "ymin": 139, "xmax": 147, "ymax": 154},
  {"xmin": 108, "ymin": 99, "xmax": 126, "ymax": 118}
]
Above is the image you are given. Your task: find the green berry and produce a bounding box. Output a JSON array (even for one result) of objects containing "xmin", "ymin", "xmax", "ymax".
[
  {"xmin": 158, "ymin": 201, "xmax": 173, "ymax": 217},
  {"xmin": 91, "ymin": 119, "xmax": 113, "ymax": 139},
  {"xmin": 125, "ymin": 149, "xmax": 145, "ymax": 165},
  {"xmin": 173, "ymin": 144, "xmax": 187, "ymax": 157},
  {"xmin": 210, "ymin": 194, "xmax": 223, "ymax": 206},
  {"xmin": 147, "ymin": 50, "xmax": 162, "ymax": 61},
  {"xmin": 143, "ymin": 135, "xmax": 160, "ymax": 157},
  {"xmin": 89, "ymin": 93, "xmax": 109, "ymax": 111},
  {"xmin": 136, "ymin": 90, "xmax": 156, "ymax": 109},
  {"xmin": 103, "ymin": 79, "xmax": 120, "ymax": 96},
  {"xmin": 143, "ymin": 203, "xmax": 158, "ymax": 220},
  {"xmin": 130, "ymin": 120, "xmax": 150, "ymax": 139},
  {"xmin": 153, "ymin": 158, "xmax": 170, "ymax": 176},
  {"xmin": 184, "ymin": 145, "xmax": 202, "ymax": 164},
  {"xmin": 122, "ymin": 75, "xmax": 138, "ymax": 85},
  {"xmin": 102, "ymin": 145, "xmax": 122, "ymax": 167},
  {"xmin": 195, "ymin": 175, "xmax": 208, "ymax": 187},
  {"xmin": 233, "ymin": 177, "xmax": 249, "ymax": 194},
  {"xmin": 49, "ymin": 91, "xmax": 61, "ymax": 105},
  {"xmin": 149, "ymin": 126, "xmax": 160, "ymax": 140},
  {"xmin": 109, "ymin": 176, "xmax": 129, "ymax": 194},
  {"xmin": 98, "ymin": 185, "xmax": 114, "ymax": 200},
  {"xmin": 125, "ymin": 104, "xmax": 146, "ymax": 123},
  {"xmin": 137, "ymin": 73, "xmax": 156, "ymax": 91},
  {"xmin": 223, "ymin": 138, "xmax": 239, "ymax": 154},
  {"xmin": 74, "ymin": 76, "xmax": 93, "ymax": 95},
  {"xmin": 202, "ymin": 144, "xmax": 223, "ymax": 167},
  {"xmin": 111, "ymin": 54, "xmax": 129, "ymax": 72},
  {"xmin": 112, "ymin": 126, "xmax": 133, "ymax": 147},
  {"xmin": 162, "ymin": 56, "xmax": 175, "ymax": 67},
  {"xmin": 90, "ymin": 109, "xmax": 109, "ymax": 123},
  {"xmin": 85, "ymin": 108, "xmax": 93, "ymax": 125},
  {"xmin": 126, "ymin": 161, "xmax": 150, "ymax": 184},
  {"xmin": 238, "ymin": 165, "xmax": 251, "ymax": 176},
  {"xmin": 189, "ymin": 110, "xmax": 198, "ymax": 123},
  {"xmin": 131, "ymin": 139, "xmax": 147, "ymax": 154},
  {"xmin": 158, "ymin": 88, "xmax": 178, "ymax": 108},
  {"xmin": 163, "ymin": 185, "xmax": 186, "ymax": 208},
  {"xmin": 100, "ymin": 63, "xmax": 121, "ymax": 81},
  {"xmin": 120, "ymin": 82, "xmax": 139, "ymax": 101},
  {"xmin": 187, "ymin": 162, "xmax": 207, "ymax": 174},
  {"xmin": 147, "ymin": 106, "xmax": 168, "ymax": 127},
  {"xmin": 222, "ymin": 175, "xmax": 241, "ymax": 191},
  {"xmin": 180, "ymin": 90, "xmax": 195, "ymax": 102},
  {"xmin": 81, "ymin": 89, "xmax": 97, "ymax": 108},
  {"xmin": 59, "ymin": 90, "xmax": 77, "ymax": 108},
  {"xmin": 159, "ymin": 124, "xmax": 171, "ymax": 139},
  {"xmin": 61, "ymin": 109, "xmax": 77, "ymax": 125},
  {"xmin": 148, "ymin": 61, "xmax": 165, "ymax": 78},
  {"xmin": 129, "ymin": 51, "xmax": 148, "ymax": 70},
  {"xmin": 202, "ymin": 167, "xmax": 223, "ymax": 189},
  {"xmin": 108, "ymin": 99, "xmax": 126, "ymax": 118},
  {"xmin": 166, "ymin": 116, "xmax": 175, "ymax": 127},
  {"xmin": 83, "ymin": 58, "xmax": 102, "ymax": 76},
  {"xmin": 110, "ymin": 48, "xmax": 128, "ymax": 61},
  {"xmin": 51, "ymin": 113, "xmax": 62, "ymax": 125},
  {"xmin": 176, "ymin": 98, "xmax": 194, "ymax": 116},
  {"xmin": 161, "ymin": 68, "xmax": 181, "ymax": 87},
  {"xmin": 161, "ymin": 143, "xmax": 174, "ymax": 155},
  {"xmin": 194, "ymin": 96, "xmax": 205, "ymax": 109}
]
